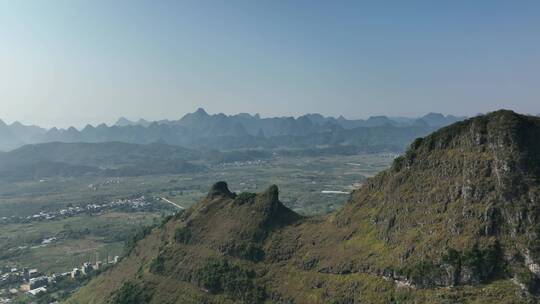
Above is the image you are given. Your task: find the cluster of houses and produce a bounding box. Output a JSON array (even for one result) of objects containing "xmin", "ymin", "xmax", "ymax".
[
  {"xmin": 212, "ymin": 159, "xmax": 267, "ymax": 168},
  {"xmin": 0, "ymin": 256, "xmax": 119, "ymax": 302},
  {"xmin": 380, "ymin": 152, "xmax": 400, "ymax": 159},
  {"xmin": 88, "ymin": 179, "xmax": 122, "ymax": 191},
  {"xmin": 0, "ymin": 196, "xmax": 151, "ymax": 224}
]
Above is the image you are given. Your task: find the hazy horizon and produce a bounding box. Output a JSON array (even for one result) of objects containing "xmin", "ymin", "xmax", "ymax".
[
  {"xmin": 0, "ymin": 107, "xmax": 534, "ymax": 130},
  {"xmin": 1, "ymin": 1, "xmax": 539, "ymax": 128}
]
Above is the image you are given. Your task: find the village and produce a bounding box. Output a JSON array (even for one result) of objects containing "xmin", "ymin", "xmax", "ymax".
[
  {"xmin": 0, "ymin": 196, "xmax": 153, "ymax": 225},
  {"xmin": 0, "ymin": 191, "xmax": 184, "ymax": 303},
  {"xmin": 0, "ymin": 254, "xmax": 119, "ymax": 303}
]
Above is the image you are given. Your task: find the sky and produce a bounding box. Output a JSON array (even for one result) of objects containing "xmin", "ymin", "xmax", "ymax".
[{"xmin": 0, "ymin": 0, "xmax": 539, "ymax": 128}]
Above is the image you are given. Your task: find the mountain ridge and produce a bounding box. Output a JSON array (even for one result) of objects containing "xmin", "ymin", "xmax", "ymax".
[{"xmin": 0, "ymin": 110, "xmax": 465, "ymax": 152}]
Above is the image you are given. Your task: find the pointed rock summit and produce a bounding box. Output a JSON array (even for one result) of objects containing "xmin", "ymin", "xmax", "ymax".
[
  {"xmin": 206, "ymin": 181, "xmax": 234, "ymax": 199},
  {"xmin": 194, "ymin": 107, "xmax": 209, "ymax": 116},
  {"xmin": 114, "ymin": 117, "xmax": 133, "ymax": 126}
]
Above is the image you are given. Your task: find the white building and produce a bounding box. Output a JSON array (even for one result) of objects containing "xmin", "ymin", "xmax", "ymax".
[{"xmin": 27, "ymin": 287, "xmax": 46, "ymax": 296}]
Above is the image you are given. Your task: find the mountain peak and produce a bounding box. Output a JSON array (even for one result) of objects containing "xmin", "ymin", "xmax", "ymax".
[
  {"xmin": 392, "ymin": 110, "xmax": 538, "ymax": 175},
  {"xmin": 115, "ymin": 117, "xmax": 132, "ymax": 126},
  {"xmin": 207, "ymin": 181, "xmax": 234, "ymax": 199},
  {"xmin": 178, "ymin": 108, "xmax": 211, "ymax": 123},
  {"xmin": 420, "ymin": 112, "xmax": 466, "ymax": 127},
  {"xmin": 194, "ymin": 107, "xmax": 209, "ymax": 116},
  {"xmin": 262, "ymin": 184, "xmax": 279, "ymax": 201},
  {"xmin": 175, "ymin": 183, "xmax": 301, "ymax": 264}
]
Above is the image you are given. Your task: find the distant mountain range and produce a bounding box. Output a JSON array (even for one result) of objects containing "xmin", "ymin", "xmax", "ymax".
[
  {"xmin": 0, "ymin": 109, "xmax": 465, "ymax": 152},
  {"xmin": 114, "ymin": 108, "xmax": 465, "ymax": 134}
]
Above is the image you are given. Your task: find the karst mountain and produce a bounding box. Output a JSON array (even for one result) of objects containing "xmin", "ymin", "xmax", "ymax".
[{"xmin": 68, "ymin": 110, "xmax": 540, "ymax": 303}]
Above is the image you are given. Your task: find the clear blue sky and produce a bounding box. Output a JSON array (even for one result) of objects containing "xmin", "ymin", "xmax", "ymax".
[{"xmin": 0, "ymin": 0, "xmax": 539, "ymax": 127}]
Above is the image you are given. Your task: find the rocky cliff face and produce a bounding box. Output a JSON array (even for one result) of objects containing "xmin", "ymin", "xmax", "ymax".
[
  {"xmin": 330, "ymin": 110, "xmax": 540, "ymax": 287},
  {"xmin": 68, "ymin": 110, "xmax": 540, "ymax": 303}
]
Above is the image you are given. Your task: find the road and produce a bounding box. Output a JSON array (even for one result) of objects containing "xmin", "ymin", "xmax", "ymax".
[{"xmin": 159, "ymin": 197, "xmax": 185, "ymax": 210}]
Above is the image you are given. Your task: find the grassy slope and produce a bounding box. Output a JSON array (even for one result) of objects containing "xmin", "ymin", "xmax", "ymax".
[{"xmin": 67, "ymin": 205, "xmax": 526, "ymax": 304}]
